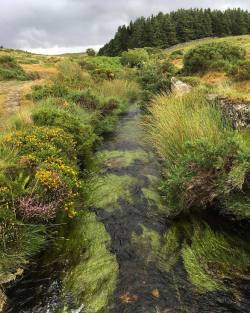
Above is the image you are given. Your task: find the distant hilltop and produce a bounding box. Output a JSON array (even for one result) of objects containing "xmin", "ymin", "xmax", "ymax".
[{"xmin": 99, "ymin": 8, "xmax": 250, "ymax": 56}]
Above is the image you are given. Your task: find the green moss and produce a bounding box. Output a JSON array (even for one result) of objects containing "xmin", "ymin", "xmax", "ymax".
[
  {"xmin": 62, "ymin": 211, "xmax": 118, "ymax": 313},
  {"xmin": 96, "ymin": 149, "xmax": 150, "ymax": 168},
  {"xmin": 87, "ymin": 174, "xmax": 138, "ymax": 212}
]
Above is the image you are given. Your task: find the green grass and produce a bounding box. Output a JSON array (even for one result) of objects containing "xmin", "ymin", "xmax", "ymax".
[
  {"xmin": 144, "ymin": 89, "xmax": 228, "ymax": 165},
  {"xmin": 166, "ymin": 35, "xmax": 250, "ymax": 59},
  {"xmin": 0, "ymin": 56, "xmax": 31, "ymax": 81}
]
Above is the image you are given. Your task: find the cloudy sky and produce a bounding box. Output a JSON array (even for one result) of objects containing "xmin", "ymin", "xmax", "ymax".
[{"xmin": 1, "ymin": 0, "xmax": 249, "ymax": 54}]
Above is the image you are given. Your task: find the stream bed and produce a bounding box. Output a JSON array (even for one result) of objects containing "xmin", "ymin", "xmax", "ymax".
[{"xmin": 5, "ymin": 104, "xmax": 250, "ymax": 313}]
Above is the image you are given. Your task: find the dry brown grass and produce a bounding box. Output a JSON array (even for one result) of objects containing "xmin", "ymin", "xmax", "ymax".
[
  {"xmin": 171, "ymin": 58, "xmax": 183, "ymax": 69},
  {"xmin": 201, "ymin": 71, "xmax": 226, "ymax": 84},
  {"xmin": 21, "ymin": 64, "xmax": 58, "ymax": 79}
]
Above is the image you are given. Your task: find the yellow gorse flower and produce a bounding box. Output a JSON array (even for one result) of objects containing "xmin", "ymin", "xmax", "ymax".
[{"xmin": 36, "ymin": 169, "xmax": 62, "ymax": 190}]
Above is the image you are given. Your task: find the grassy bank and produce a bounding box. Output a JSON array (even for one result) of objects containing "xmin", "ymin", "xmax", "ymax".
[{"xmin": 0, "ymin": 51, "xmax": 140, "ymax": 309}]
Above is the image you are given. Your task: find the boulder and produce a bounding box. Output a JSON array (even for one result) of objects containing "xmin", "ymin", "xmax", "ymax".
[{"xmin": 171, "ymin": 77, "xmax": 192, "ymax": 95}]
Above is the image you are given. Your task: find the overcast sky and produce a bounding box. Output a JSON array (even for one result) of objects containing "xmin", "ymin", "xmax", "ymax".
[{"xmin": 1, "ymin": 0, "xmax": 249, "ymax": 54}]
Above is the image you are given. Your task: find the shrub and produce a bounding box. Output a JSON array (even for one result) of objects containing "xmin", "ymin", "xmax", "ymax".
[
  {"xmin": 55, "ymin": 60, "xmax": 91, "ymax": 88},
  {"xmin": 31, "ymin": 84, "xmax": 68, "ymax": 101},
  {"xmin": 67, "ymin": 89, "xmax": 101, "ymax": 110},
  {"xmin": 3, "ymin": 126, "xmax": 77, "ymax": 162},
  {"xmin": 169, "ymin": 49, "xmax": 184, "ymax": 60},
  {"xmin": 139, "ymin": 61, "xmax": 175, "ymax": 102},
  {"xmin": 0, "ymin": 56, "xmax": 31, "ymax": 81},
  {"xmin": 31, "ymin": 103, "xmax": 97, "ymax": 165},
  {"xmin": 228, "ymin": 60, "xmax": 250, "ymax": 81},
  {"xmin": 2, "ymin": 125, "xmax": 81, "ymax": 219},
  {"xmin": 79, "ymin": 56, "xmax": 123, "ymax": 80},
  {"xmin": 143, "ymin": 90, "xmax": 250, "ymax": 217},
  {"xmin": 183, "ymin": 42, "xmax": 246, "ymax": 74},
  {"xmin": 121, "ymin": 49, "xmax": 149, "ymax": 68},
  {"xmin": 18, "ymin": 197, "xmax": 57, "ymax": 222},
  {"xmin": 86, "ymin": 48, "xmax": 96, "ymax": 57}
]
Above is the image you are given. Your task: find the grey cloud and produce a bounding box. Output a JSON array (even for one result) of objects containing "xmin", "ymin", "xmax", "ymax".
[{"xmin": 1, "ymin": 0, "xmax": 250, "ymax": 53}]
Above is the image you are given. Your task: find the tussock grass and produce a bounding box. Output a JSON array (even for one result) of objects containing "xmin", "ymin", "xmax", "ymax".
[
  {"xmin": 144, "ymin": 90, "xmax": 227, "ymax": 164},
  {"xmin": 97, "ymin": 79, "xmax": 141, "ymax": 103}
]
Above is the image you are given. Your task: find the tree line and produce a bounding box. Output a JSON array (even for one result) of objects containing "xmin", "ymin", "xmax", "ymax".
[{"xmin": 99, "ymin": 8, "xmax": 250, "ymax": 56}]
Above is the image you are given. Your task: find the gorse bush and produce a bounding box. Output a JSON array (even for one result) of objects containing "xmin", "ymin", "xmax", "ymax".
[
  {"xmin": 79, "ymin": 56, "xmax": 123, "ymax": 80},
  {"xmin": 31, "ymin": 102, "xmax": 97, "ymax": 166},
  {"xmin": 139, "ymin": 60, "xmax": 175, "ymax": 102},
  {"xmin": 183, "ymin": 42, "xmax": 246, "ymax": 74},
  {"xmin": 228, "ymin": 60, "xmax": 250, "ymax": 81},
  {"xmin": 31, "ymin": 84, "xmax": 68, "ymax": 101},
  {"xmin": 121, "ymin": 49, "xmax": 149, "ymax": 68},
  {"xmin": 0, "ymin": 56, "xmax": 31, "ymax": 81}
]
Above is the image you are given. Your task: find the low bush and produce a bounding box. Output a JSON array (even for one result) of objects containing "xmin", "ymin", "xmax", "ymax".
[
  {"xmin": 31, "ymin": 84, "xmax": 68, "ymax": 101},
  {"xmin": 139, "ymin": 60, "xmax": 175, "ymax": 102},
  {"xmin": 86, "ymin": 48, "xmax": 96, "ymax": 57},
  {"xmin": 79, "ymin": 56, "xmax": 123, "ymax": 80},
  {"xmin": 0, "ymin": 56, "xmax": 31, "ymax": 81},
  {"xmin": 169, "ymin": 49, "xmax": 184, "ymax": 60},
  {"xmin": 67, "ymin": 89, "xmax": 101, "ymax": 110},
  {"xmin": 183, "ymin": 42, "xmax": 246, "ymax": 74},
  {"xmin": 55, "ymin": 60, "xmax": 92, "ymax": 89},
  {"xmin": 228, "ymin": 60, "xmax": 250, "ymax": 81},
  {"xmin": 31, "ymin": 102, "xmax": 97, "ymax": 165},
  {"xmin": 121, "ymin": 49, "xmax": 149, "ymax": 68}
]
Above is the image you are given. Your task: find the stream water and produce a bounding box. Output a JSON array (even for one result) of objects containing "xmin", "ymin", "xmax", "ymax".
[{"xmin": 5, "ymin": 104, "xmax": 250, "ymax": 313}]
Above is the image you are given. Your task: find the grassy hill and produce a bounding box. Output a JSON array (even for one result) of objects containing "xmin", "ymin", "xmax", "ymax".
[{"xmin": 166, "ymin": 35, "xmax": 250, "ymax": 100}]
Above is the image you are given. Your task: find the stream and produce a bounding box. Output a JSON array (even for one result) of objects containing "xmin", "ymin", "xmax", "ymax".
[{"xmin": 5, "ymin": 103, "xmax": 250, "ymax": 313}]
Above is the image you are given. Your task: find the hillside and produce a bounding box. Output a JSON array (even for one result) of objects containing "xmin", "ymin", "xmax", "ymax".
[{"xmin": 165, "ymin": 35, "xmax": 250, "ymax": 100}]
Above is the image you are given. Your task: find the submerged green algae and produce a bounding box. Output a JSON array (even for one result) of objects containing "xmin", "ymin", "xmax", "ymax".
[
  {"xmin": 60, "ymin": 211, "xmax": 118, "ymax": 313},
  {"xmin": 132, "ymin": 220, "xmax": 250, "ymax": 294},
  {"xmin": 182, "ymin": 223, "xmax": 250, "ymax": 293},
  {"xmin": 132, "ymin": 224, "xmax": 181, "ymax": 273},
  {"xmin": 87, "ymin": 174, "xmax": 138, "ymax": 212},
  {"xmin": 96, "ymin": 149, "xmax": 150, "ymax": 169}
]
